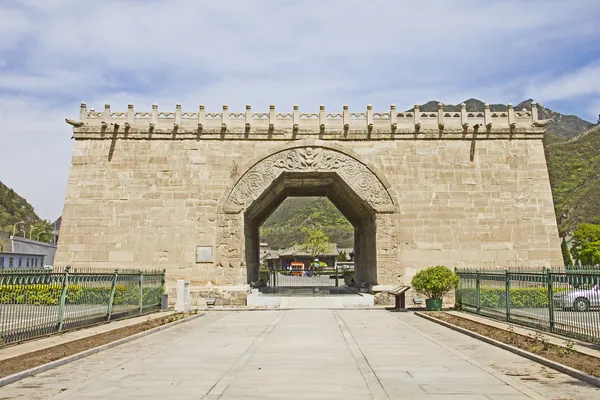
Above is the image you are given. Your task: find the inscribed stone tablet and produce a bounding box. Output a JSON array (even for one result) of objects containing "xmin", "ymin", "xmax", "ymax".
[{"xmin": 196, "ymin": 246, "xmax": 213, "ymax": 263}]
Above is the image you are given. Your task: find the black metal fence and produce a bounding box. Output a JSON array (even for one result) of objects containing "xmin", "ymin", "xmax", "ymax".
[
  {"xmin": 0, "ymin": 266, "xmax": 165, "ymax": 346},
  {"xmin": 456, "ymin": 267, "xmax": 600, "ymax": 342}
]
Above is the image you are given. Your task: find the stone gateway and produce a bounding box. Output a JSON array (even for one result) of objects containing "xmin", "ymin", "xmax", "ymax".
[{"xmin": 56, "ymin": 102, "xmax": 562, "ymax": 303}]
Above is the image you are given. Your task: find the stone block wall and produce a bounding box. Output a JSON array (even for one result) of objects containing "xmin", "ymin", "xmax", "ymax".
[{"xmin": 55, "ymin": 137, "xmax": 562, "ymax": 294}]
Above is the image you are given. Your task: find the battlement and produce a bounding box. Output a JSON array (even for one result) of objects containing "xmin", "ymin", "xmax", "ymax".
[{"xmin": 67, "ymin": 102, "xmax": 551, "ymax": 140}]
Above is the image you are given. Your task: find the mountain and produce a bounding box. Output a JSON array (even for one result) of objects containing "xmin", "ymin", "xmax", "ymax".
[
  {"xmin": 260, "ymin": 197, "xmax": 354, "ymax": 250},
  {"xmin": 0, "ymin": 181, "xmax": 54, "ymax": 242},
  {"xmin": 412, "ymin": 98, "xmax": 595, "ymax": 138},
  {"xmin": 545, "ymin": 125, "xmax": 600, "ymax": 234},
  {"xmin": 0, "ymin": 181, "xmax": 40, "ymax": 231}
]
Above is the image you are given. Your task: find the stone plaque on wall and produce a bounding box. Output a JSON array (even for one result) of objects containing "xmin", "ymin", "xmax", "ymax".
[{"xmin": 195, "ymin": 246, "xmax": 213, "ymax": 263}]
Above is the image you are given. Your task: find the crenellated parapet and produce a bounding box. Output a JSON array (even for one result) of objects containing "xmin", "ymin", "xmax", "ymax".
[{"xmin": 66, "ymin": 102, "xmax": 552, "ymax": 140}]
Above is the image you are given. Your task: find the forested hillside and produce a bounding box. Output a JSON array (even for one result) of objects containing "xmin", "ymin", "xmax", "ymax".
[
  {"xmin": 0, "ymin": 181, "xmax": 40, "ymax": 231},
  {"xmin": 0, "ymin": 181, "xmax": 54, "ymax": 242},
  {"xmin": 545, "ymin": 125, "xmax": 600, "ymax": 234},
  {"xmin": 260, "ymin": 197, "xmax": 354, "ymax": 249}
]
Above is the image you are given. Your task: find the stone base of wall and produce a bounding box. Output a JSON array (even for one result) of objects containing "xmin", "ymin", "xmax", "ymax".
[
  {"xmin": 372, "ymin": 287, "xmax": 456, "ymax": 308},
  {"xmin": 373, "ymin": 292, "xmax": 395, "ymax": 306},
  {"xmin": 167, "ymin": 285, "xmax": 250, "ymax": 307}
]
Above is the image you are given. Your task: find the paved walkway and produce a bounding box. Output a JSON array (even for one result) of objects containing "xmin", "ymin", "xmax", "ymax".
[
  {"xmin": 1, "ymin": 310, "xmax": 599, "ymax": 399},
  {"xmin": 0, "ymin": 311, "xmax": 178, "ymax": 362}
]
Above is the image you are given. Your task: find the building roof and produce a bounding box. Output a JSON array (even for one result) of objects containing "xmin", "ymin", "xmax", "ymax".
[
  {"xmin": 276, "ymin": 243, "xmax": 338, "ymax": 257},
  {"xmin": 0, "ymin": 252, "xmax": 45, "ymax": 257}
]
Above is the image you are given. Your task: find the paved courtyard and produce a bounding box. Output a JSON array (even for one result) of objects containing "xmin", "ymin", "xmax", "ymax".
[{"xmin": 1, "ymin": 310, "xmax": 599, "ymax": 400}]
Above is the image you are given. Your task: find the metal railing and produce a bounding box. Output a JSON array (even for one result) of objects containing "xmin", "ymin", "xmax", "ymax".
[
  {"xmin": 0, "ymin": 266, "xmax": 165, "ymax": 346},
  {"xmin": 456, "ymin": 267, "xmax": 600, "ymax": 342},
  {"xmin": 263, "ymin": 267, "xmax": 352, "ymax": 288}
]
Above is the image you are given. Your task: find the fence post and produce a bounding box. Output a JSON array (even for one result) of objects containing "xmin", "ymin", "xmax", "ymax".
[
  {"xmin": 335, "ymin": 264, "xmax": 339, "ymax": 287},
  {"xmin": 107, "ymin": 268, "xmax": 118, "ymax": 321},
  {"xmin": 138, "ymin": 269, "xmax": 144, "ymax": 314},
  {"xmin": 546, "ymin": 268, "xmax": 555, "ymax": 332},
  {"xmin": 475, "ymin": 269, "xmax": 481, "ymax": 314},
  {"xmin": 505, "ymin": 269, "xmax": 511, "ymax": 322},
  {"xmin": 161, "ymin": 268, "xmax": 166, "ymax": 296},
  {"xmin": 57, "ymin": 266, "xmax": 70, "ymax": 332}
]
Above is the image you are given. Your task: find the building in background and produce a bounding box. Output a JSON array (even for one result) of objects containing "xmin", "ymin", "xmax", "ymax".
[
  {"xmin": 265, "ymin": 243, "xmax": 339, "ymax": 270},
  {"xmin": 0, "ymin": 251, "xmax": 45, "ymax": 269},
  {"xmin": 0, "ymin": 230, "xmax": 57, "ymax": 268}
]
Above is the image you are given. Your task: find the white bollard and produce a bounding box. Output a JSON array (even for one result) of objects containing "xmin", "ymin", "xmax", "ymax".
[{"xmin": 175, "ymin": 279, "xmax": 191, "ymax": 312}]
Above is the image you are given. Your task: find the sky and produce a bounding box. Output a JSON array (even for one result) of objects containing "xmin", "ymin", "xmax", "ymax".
[{"xmin": 1, "ymin": 0, "xmax": 599, "ymax": 221}]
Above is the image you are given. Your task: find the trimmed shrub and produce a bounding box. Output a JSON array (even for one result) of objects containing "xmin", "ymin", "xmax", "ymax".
[
  {"xmin": 0, "ymin": 284, "xmax": 163, "ymax": 306},
  {"xmin": 457, "ymin": 287, "xmax": 562, "ymax": 308},
  {"xmin": 411, "ymin": 265, "xmax": 459, "ymax": 300}
]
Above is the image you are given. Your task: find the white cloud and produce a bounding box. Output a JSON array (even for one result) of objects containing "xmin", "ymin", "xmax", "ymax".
[
  {"xmin": 0, "ymin": 96, "xmax": 73, "ymax": 220},
  {"xmin": 0, "ymin": 5, "xmax": 32, "ymax": 51},
  {"xmin": 587, "ymin": 99, "xmax": 600, "ymax": 122},
  {"xmin": 527, "ymin": 61, "xmax": 600, "ymax": 102},
  {"xmin": 0, "ymin": 0, "xmax": 599, "ymax": 219}
]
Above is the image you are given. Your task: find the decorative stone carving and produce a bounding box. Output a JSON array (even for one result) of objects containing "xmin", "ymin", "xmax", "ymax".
[{"xmin": 227, "ymin": 146, "xmax": 393, "ymax": 209}]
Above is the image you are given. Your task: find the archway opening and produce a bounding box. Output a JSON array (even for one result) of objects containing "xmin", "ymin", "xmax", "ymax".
[{"xmin": 244, "ymin": 171, "xmax": 377, "ymax": 288}]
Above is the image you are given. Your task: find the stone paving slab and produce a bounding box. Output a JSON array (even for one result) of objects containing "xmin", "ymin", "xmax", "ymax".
[
  {"xmin": 0, "ymin": 311, "xmax": 176, "ymax": 362},
  {"xmin": 0, "ymin": 310, "xmax": 599, "ymax": 399},
  {"xmin": 391, "ymin": 312, "xmax": 600, "ymax": 400}
]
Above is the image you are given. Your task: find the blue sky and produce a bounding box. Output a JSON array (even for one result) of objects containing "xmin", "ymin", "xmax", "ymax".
[{"xmin": 1, "ymin": 0, "xmax": 600, "ymax": 220}]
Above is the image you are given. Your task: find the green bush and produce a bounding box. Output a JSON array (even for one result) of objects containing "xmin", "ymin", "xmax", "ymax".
[
  {"xmin": 259, "ymin": 270, "xmax": 270, "ymax": 283},
  {"xmin": 411, "ymin": 265, "xmax": 459, "ymax": 300},
  {"xmin": 457, "ymin": 287, "xmax": 564, "ymax": 308},
  {"xmin": 0, "ymin": 284, "xmax": 63, "ymax": 306},
  {"xmin": 341, "ymin": 269, "xmax": 355, "ymax": 286},
  {"xmin": 0, "ymin": 284, "xmax": 163, "ymax": 306}
]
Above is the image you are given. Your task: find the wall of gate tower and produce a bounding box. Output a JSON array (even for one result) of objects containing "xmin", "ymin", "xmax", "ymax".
[
  {"xmin": 55, "ymin": 139, "xmax": 562, "ymax": 287},
  {"xmin": 55, "ymin": 102, "xmax": 563, "ymax": 293}
]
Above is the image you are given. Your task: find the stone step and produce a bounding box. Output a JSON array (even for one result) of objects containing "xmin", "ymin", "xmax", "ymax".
[{"xmin": 280, "ymin": 296, "xmax": 345, "ymax": 309}]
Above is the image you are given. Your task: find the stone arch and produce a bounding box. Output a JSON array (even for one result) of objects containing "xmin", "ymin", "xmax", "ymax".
[
  {"xmin": 221, "ymin": 142, "xmax": 396, "ymax": 214},
  {"xmin": 215, "ymin": 142, "xmax": 398, "ymax": 287}
]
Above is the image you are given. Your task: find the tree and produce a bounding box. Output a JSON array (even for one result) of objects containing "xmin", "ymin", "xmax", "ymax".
[
  {"xmin": 337, "ymin": 250, "xmax": 348, "ymax": 262},
  {"xmin": 561, "ymin": 237, "xmax": 573, "ymax": 267},
  {"xmin": 297, "ymin": 226, "xmax": 330, "ymax": 259},
  {"xmin": 571, "ymin": 223, "xmax": 600, "ymax": 265}
]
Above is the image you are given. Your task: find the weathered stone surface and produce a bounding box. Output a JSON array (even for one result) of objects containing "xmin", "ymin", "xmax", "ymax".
[{"xmin": 55, "ymin": 104, "xmax": 562, "ymax": 295}]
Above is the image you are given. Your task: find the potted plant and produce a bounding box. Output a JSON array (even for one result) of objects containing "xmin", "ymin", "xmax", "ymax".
[{"xmin": 411, "ymin": 265, "xmax": 459, "ymax": 311}]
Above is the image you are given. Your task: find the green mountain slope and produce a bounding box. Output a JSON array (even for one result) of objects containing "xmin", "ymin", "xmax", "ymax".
[
  {"xmin": 0, "ymin": 181, "xmax": 40, "ymax": 231},
  {"xmin": 545, "ymin": 125, "xmax": 600, "ymax": 234},
  {"xmin": 260, "ymin": 197, "xmax": 354, "ymax": 249},
  {"xmin": 0, "ymin": 181, "xmax": 54, "ymax": 242}
]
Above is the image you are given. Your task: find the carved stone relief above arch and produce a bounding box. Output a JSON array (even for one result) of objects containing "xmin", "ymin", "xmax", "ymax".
[{"xmin": 224, "ymin": 146, "xmax": 395, "ymax": 212}]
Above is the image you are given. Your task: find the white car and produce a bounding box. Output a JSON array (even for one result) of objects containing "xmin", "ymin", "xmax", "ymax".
[{"xmin": 553, "ymin": 283, "xmax": 600, "ymax": 311}]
